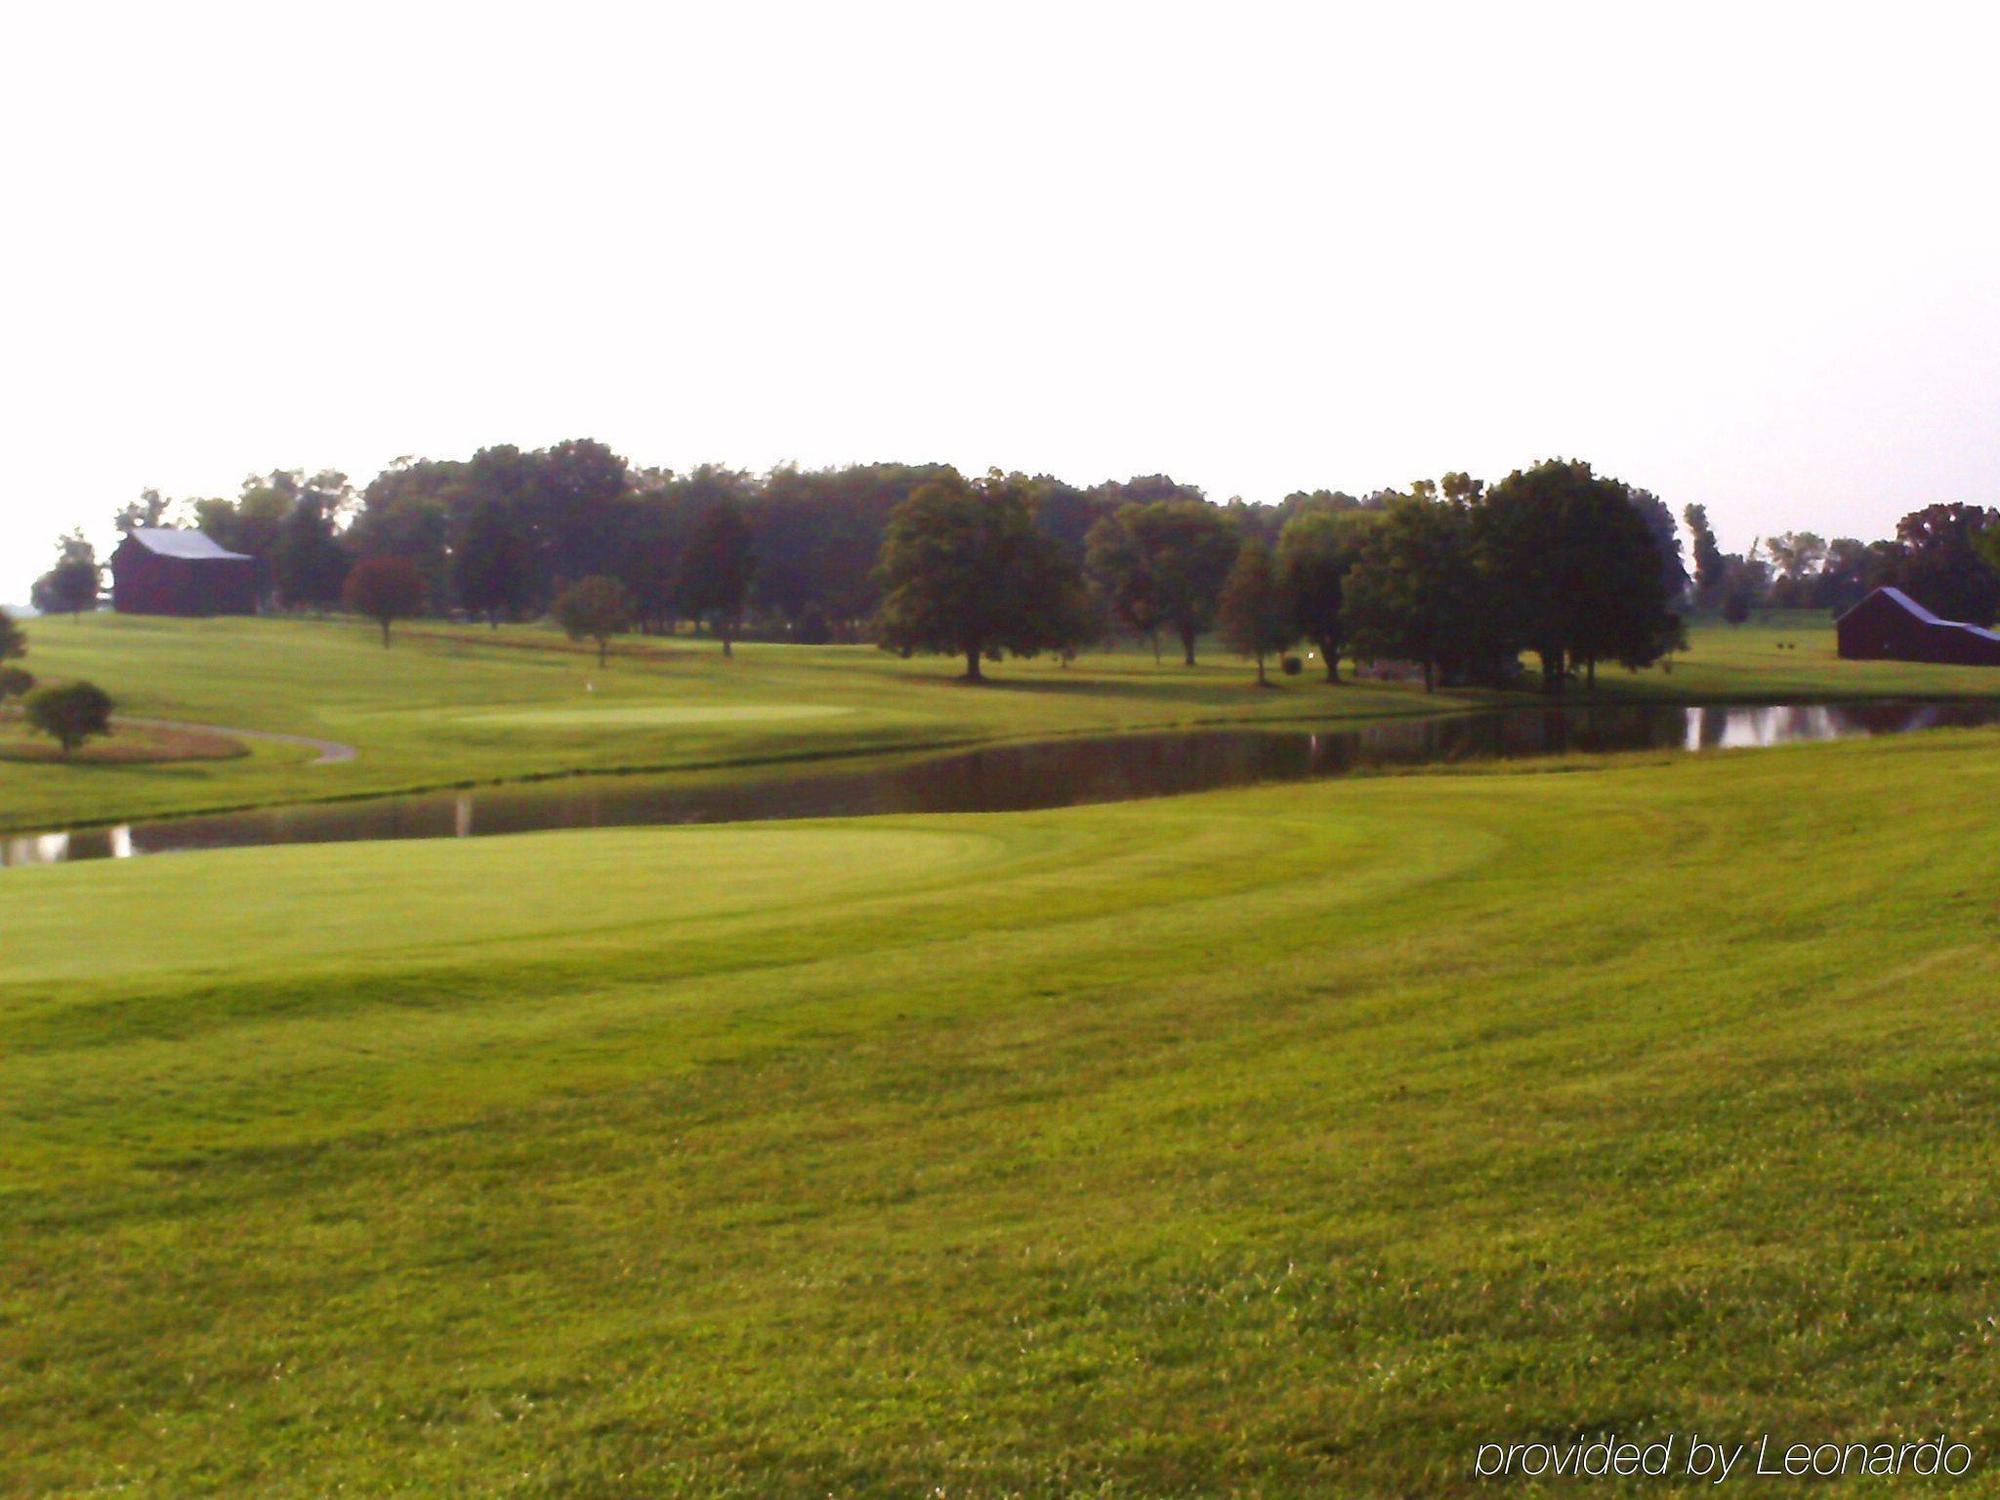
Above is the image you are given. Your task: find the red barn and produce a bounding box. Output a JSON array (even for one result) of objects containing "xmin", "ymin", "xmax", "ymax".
[
  {"xmin": 111, "ymin": 528, "xmax": 257, "ymax": 617},
  {"xmin": 1835, "ymin": 586, "xmax": 2000, "ymax": 666}
]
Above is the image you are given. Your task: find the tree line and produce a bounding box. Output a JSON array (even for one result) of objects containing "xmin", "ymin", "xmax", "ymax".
[
  {"xmin": 1682, "ymin": 502, "xmax": 2000, "ymax": 627},
  {"xmin": 875, "ymin": 460, "xmax": 1688, "ymax": 691},
  {"xmin": 27, "ymin": 436, "xmax": 2000, "ymax": 688}
]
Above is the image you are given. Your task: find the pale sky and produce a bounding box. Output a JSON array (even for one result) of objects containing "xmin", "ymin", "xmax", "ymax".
[{"xmin": 4, "ymin": 1, "xmax": 1997, "ymax": 601}]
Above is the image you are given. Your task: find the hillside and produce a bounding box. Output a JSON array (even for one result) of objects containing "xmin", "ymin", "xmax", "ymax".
[{"xmin": 4, "ymin": 725, "xmax": 1999, "ymax": 1493}]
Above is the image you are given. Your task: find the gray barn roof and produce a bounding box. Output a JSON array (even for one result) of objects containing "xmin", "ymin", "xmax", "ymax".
[
  {"xmin": 125, "ymin": 528, "xmax": 252, "ymax": 562},
  {"xmin": 1847, "ymin": 585, "xmax": 2000, "ymax": 643}
]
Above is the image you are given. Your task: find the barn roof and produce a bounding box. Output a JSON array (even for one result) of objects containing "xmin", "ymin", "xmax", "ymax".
[
  {"xmin": 124, "ymin": 528, "xmax": 252, "ymax": 562},
  {"xmin": 1843, "ymin": 585, "xmax": 2000, "ymax": 642}
]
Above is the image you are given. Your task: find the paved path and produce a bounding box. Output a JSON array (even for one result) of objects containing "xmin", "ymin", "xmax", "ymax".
[{"xmin": 116, "ymin": 717, "xmax": 358, "ymax": 766}]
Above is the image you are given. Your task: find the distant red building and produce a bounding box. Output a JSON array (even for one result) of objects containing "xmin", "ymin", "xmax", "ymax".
[
  {"xmin": 1835, "ymin": 586, "xmax": 2000, "ymax": 666},
  {"xmin": 111, "ymin": 529, "xmax": 257, "ymax": 617}
]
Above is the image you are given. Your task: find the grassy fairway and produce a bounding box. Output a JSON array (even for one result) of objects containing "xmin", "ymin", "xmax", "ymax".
[
  {"xmin": 0, "ymin": 614, "xmax": 1469, "ymax": 833},
  {"xmin": 13, "ymin": 608, "xmax": 2000, "ymax": 836},
  {"xmin": 6, "ymin": 729, "xmax": 2000, "ymax": 1494}
]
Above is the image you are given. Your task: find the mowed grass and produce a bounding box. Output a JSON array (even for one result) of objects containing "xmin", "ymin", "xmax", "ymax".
[
  {"xmin": 1602, "ymin": 607, "xmax": 2000, "ymax": 701},
  {"xmin": 14, "ymin": 608, "xmax": 2000, "ymax": 837},
  {"xmin": 1, "ymin": 615, "xmax": 1471, "ymax": 833},
  {"xmin": 6, "ymin": 729, "xmax": 2000, "ymax": 1494}
]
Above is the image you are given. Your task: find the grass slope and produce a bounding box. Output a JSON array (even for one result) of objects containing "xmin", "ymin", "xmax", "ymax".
[
  {"xmin": 14, "ymin": 609, "xmax": 2000, "ymax": 837},
  {"xmin": 1, "ymin": 615, "xmax": 1471, "ymax": 833},
  {"xmin": 5, "ymin": 729, "xmax": 2000, "ymax": 1494}
]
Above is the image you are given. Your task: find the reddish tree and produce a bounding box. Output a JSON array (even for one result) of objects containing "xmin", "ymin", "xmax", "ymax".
[{"xmin": 343, "ymin": 556, "xmax": 426, "ymax": 646}]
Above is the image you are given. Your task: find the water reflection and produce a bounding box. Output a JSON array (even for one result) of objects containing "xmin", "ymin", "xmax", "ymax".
[{"xmin": 5, "ymin": 698, "xmax": 1996, "ymax": 868}]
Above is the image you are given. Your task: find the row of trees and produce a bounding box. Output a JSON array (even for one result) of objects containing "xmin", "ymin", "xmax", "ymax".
[
  {"xmin": 34, "ymin": 436, "xmax": 2000, "ymax": 688},
  {"xmin": 873, "ymin": 459, "xmax": 1687, "ymax": 691},
  {"xmin": 1683, "ymin": 502, "xmax": 2000, "ymax": 626},
  {"xmin": 51, "ymin": 449, "xmax": 1472, "ymax": 646}
]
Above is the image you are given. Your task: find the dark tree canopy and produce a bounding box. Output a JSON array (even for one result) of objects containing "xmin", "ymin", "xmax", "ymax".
[
  {"xmin": 342, "ymin": 555, "xmax": 426, "ymax": 646},
  {"xmin": 1084, "ymin": 499, "xmax": 1239, "ymax": 664},
  {"xmin": 1628, "ymin": 488, "xmax": 1690, "ymax": 603},
  {"xmin": 1276, "ymin": 508, "xmax": 1375, "ymax": 681},
  {"xmin": 679, "ymin": 494, "xmax": 756, "ymax": 656},
  {"xmin": 536, "ymin": 439, "xmax": 633, "ymax": 585},
  {"xmin": 1474, "ymin": 459, "xmax": 1680, "ymax": 691},
  {"xmin": 272, "ymin": 475, "xmax": 353, "ymax": 611},
  {"xmin": 31, "ymin": 531, "xmax": 100, "ymax": 616},
  {"xmin": 25, "ymin": 680, "xmax": 113, "ymax": 756},
  {"xmin": 1088, "ymin": 474, "xmax": 1207, "ymax": 511},
  {"xmin": 1084, "ymin": 511, "xmax": 1165, "ymax": 659},
  {"xmin": 875, "ymin": 471, "xmax": 1087, "ymax": 682},
  {"xmin": 1892, "ymin": 503, "xmax": 2000, "ymax": 625},
  {"xmin": 1683, "ymin": 503, "xmax": 1727, "ymax": 605},
  {"xmin": 1215, "ymin": 537, "xmax": 1294, "ymax": 685},
  {"xmin": 1026, "ymin": 476, "xmax": 1115, "ymax": 559},
  {"xmin": 0, "ymin": 606, "xmax": 26, "ymax": 664},
  {"xmin": 1345, "ymin": 496, "xmax": 1490, "ymax": 692},
  {"xmin": 0, "ymin": 608, "xmax": 29, "ymax": 705},
  {"xmin": 112, "ymin": 488, "xmax": 173, "ymax": 534},
  {"xmin": 352, "ymin": 459, "xmax": 459, "ymax": 607},
  {"xmin": 753, "ymin": 462, "xmax": 954, "ymax": 637},
  {"xmin": 452, "ymin": 499, "xmax": 536, "ymax": 626}
]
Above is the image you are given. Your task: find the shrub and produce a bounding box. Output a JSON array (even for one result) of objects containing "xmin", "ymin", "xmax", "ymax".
[
  {"xmin": 25, "ymin": 680, "xmax": 114, "ymax": 756},
  {"xmin": 552, "ymin": 576, "xmax": 636, "ymax": 665}
]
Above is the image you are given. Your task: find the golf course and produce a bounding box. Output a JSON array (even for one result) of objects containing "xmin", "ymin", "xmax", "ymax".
[{"xmin": 5, "ymin": 615, "xmax": 2000, "ymax": 1494}]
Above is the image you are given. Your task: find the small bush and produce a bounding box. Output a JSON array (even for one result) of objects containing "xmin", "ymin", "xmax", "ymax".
[
  {"xmin": 552, "ymin": 576, "xmax": 635, "ymax": 665},
  {"xmin": 1280, "ymin": 655, "xmax": 1303, "ymax": 676}
]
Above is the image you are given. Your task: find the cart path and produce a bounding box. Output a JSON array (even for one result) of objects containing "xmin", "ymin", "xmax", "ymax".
[{"xmin": 116, "ymin": 717, "xmax": 358, "ymax": 766}]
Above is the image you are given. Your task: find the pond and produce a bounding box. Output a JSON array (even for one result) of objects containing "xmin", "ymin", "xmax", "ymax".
[{"xmin": 6, "ymin": 698, "xmax": 1998, "ymax": 868}]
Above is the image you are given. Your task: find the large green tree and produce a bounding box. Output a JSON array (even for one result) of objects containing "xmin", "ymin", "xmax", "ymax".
[
  {"xmin": 1084, "ymin": 499, "xmax": 1238, "ymax": 665},
  {"xmin": 1474, "ymin": 459, "xmax": 1679, "ymax": 691},
  {"xmin": 1344, "ymin": 496, "xmax": 1486, "ymax": 693},
  {"xmin": 1215, "ymin": 537, "xmax": 1294, "ymax": 685},
  {"xmin": 1276, "ymin": 508, "xmax": 1375, "ymax": 681},
  {"xmin": 679, "ymin": 495, "xmax": 755, "ymax": 656},
  {"xmin": 1084, "ymin": 512, "xmax": 1166, "ymax": 659},
  {"xmin": 875, "ymin": 471, "xmax": 1087, "ymax": 682}
]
